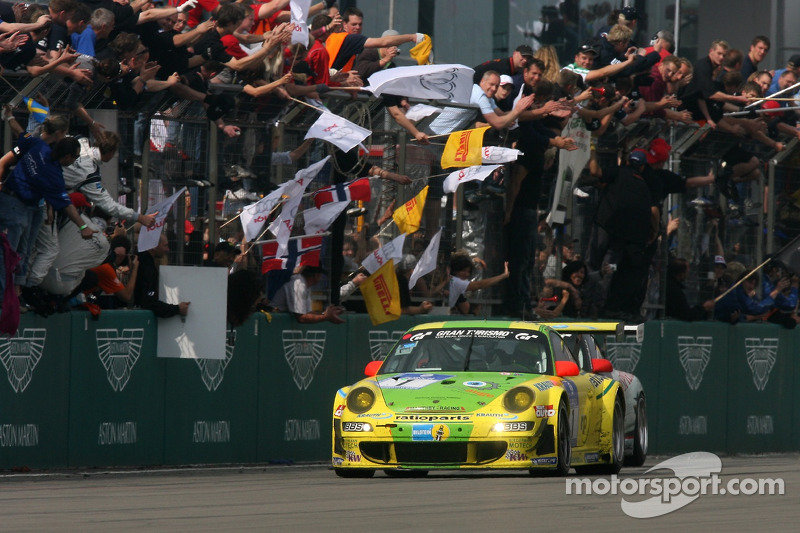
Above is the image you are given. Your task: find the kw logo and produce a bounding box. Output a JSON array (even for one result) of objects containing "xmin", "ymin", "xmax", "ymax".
[
  {"xmin": 744, "ymin": 337, "xmax": 778, "ymax": 391},
  {"xmin": 0, "ymin": 329, "xmax": 46, "ymax": 393},
  {"xmin": 195, "ymin": 331, "xmax": 236, "ymax": 391},
  {"xmin": 677, "ymin": 336, "xmax": 712, "ymax": 391},
  {"xmin": 283, "ymin": 330, "xmax": 326, "ymax": 390},
  {"xmin": 96, "ymin": 329, "xmax": 145, "ymax": 392},
  {"xmin": 368, "ymin": 330, "xmax": 405, "ymax": 361}
]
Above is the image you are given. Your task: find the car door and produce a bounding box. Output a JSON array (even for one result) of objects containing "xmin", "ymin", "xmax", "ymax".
[{"xmin": 549, "ymin": 331, "xmax": 594, "ymax": 449}]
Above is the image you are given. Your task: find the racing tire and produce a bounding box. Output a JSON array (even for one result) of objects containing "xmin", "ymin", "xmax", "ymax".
[
  {"xmin": 625, "ymin": 394, "xmax": 648, "ymax": 467},
  {"xmin": 334, "ymin": 468, "xmax": 375, "ymax": 478},
  {"xmin": 554, "ymin": 401, "xmax": 572, "ymax": 476},
  {"xmin": 384, "ymin": 469, "xmax": 429, "ymax": 478}
]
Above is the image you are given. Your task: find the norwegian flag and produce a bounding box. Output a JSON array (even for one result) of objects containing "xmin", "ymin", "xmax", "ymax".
[
  {"xmin": 261, "ymin": 236, "xmax": 323, "ymax": 274},
  {"xmin": 313, "ymin": 177, "xmax": 372, "ymax": 209}
]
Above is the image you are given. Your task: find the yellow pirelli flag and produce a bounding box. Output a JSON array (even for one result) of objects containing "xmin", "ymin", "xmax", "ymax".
[
  {"xmin": 392, "ymin": 185, "xmax": 428, "ymax": 234},
  {"xmin": 440, "ymin": 126, "xmax": 490, "ymax": 168},
  {"xmin": 362, "ymin": 259, "xmax": 401, "ymax": 325}
]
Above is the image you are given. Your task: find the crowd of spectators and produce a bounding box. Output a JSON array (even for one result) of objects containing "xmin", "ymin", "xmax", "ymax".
[{"xmin": 0, "ymin": 1, "xmax": 798, "ymax": 328}]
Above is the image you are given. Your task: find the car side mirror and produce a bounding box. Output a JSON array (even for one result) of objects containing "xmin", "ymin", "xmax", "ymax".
[
  {"xmin": 555, "ymin": 360, "xmax": 580, "ymax": 377},
  {"xmin": 364, "ymin": 360, "xmax": 382, "ymax": 377},
  {"xmin": 591, "ymin": 358, "xmax": 614, "ymax": 373}
]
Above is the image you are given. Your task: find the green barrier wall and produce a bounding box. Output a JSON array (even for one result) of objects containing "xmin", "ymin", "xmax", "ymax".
[
  {"xmin": 0, "ymin": 314, "xmax": 70, "ymax": 469},
  {"xmin": 67, "ymin": 311, "xmax": 164, "ymax": 467},
  {"xmin": 4, "ymin": 312, "xmax": 800, "ymax": 470}
]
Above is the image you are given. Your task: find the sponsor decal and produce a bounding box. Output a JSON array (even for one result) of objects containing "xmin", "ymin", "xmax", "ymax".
[
  {"xmin": 507, "ymin": 439, "xmax": 531, "ymax": 448},
  {"xmin": 464, "ymin": 388, "xmax": 494, "ymax": 398},
  {"xmin": 605, "ymin": 334, "xmax": 642, "ymax": 373},
  {"xmin": 406, "ymin": 331, "xmax": 433, "ymax": 342},
  {"xmin": 746, "ymin": 415, "xmax": 773, "ymax": 435},
  {"xmin": 96, "ymin": 329, "xmax": 145, "ymax": 392},
  {"xmin": 463, "ymin": 380, "xmax": 486, "ymax": 387},
  {"xmin": 506, "ymin": 449, "xmax": 528, "ymax": 461},
  {"xmin": 195, "ymin": 330, "xmax": 235, "ymax": 392},
  {"xmin": 500, "ymin": 421, "xmax": 533, "ymax": 431},
  {"xmin": 394, "ymin": 342, "xmax": 416, "ymax": 356},
  {"xmin": 405, "ymin": 406, "xmax": 465, "ymax": 412},
  {"xmin": 434, "ymin": 329, "xmax": 511, "ymax": 339},
  {"xmin": 192, "ymin": 420, "xmax": 231, "ymax": 443},
  {"xmin": 380, "ymin": 373, "xmax": 454, "ymax": 389},
  {"xmin": 514, "ymin": 332, "xmax": 541, "ymax": 341},
  {"xmin": 282, "ymin": 330, "xmax": 326, "ymax": 390},
  {"xmin": 588, "ymin": 374, "xmax": 604, "ymax": 388},
  {"xmin": 334, "ymin": 404, "xmax": 345, "ymax": 417},
  {"xmin": 532, "ymin": 457, "xmax": 558, "ymax": 466},
  {"xmin": 343, "ymin": 422, "xmax": 371, "ymax": 431},
  {"xmin": 677, "ymin": 336, "xmax": 712, "ymax": 390},
  {"xmin": 533, "ymin": 381, "xmax": 554, "ymax": 392},
  {"xmin": 345, "ymin": 451, "xmax": 362, "ymax": 462},
  {"xmin": 678, "ymin": 415, "xmax": 707, "ymax": 435},
  {"xmin": 413, "ymin": 424, "xmax": 451, "ymax": 441},
  {"xmin": 616, "ymin": 371, "xmax": 634, "ymax": 388},
  {"xmin": 332, "ymin": 457, "xmax": 344, "ymax": 466},
  {"xmin": 584, "ymin": 452, "xmax": 599, "ymax": 463},
  {"xmin": 744, "ymin": 338, "xmax": 778, "ymax": 391},
  {"xmin": 98, "ymin": 422, "xmax": 138, "ymax": 445},
  {"xmin": 454, "ymin": 130, "xmax": 472, "ymax": 162},
  {"xmin": 356, "ymin": 412, "xmax": 392, "ymax": 419},
  {"xmin": 285, "ymin": 419, "xmax": 321, "ymax": 441},
  {"xmin": 341, "ymin": 439, "xmax": 359, "ymax": 449},
  {"xmin": 0, "ymin": 328, "xmax": 46, "ymax": 393},
  {"xmin": 475, "ymin": 413, "xmax": 519, "ymax": 420},
  {"xmin": 396, "ymin": 414, "xmax": 471, "ymax": 422},
  {"xmin": 499, "ymin": 372, "xmax": 524, "ymax": 376},
  {"xmin": 535, "ymin": 405, "xmax": 556, "ymax": 418},
  {"xmin": 0, "ymin": 424, "xmax": 39, "ymax": 447}
]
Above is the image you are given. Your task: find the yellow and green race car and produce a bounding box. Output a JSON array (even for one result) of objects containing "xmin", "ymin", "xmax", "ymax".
[{"xmin": 331, "ymin": 320, "xmax": 625, "ymax": 477}]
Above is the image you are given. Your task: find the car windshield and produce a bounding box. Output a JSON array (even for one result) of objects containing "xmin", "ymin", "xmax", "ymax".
[{"xmin": 379, "ymin": 328, "xmax": 552, "ymax": 375}]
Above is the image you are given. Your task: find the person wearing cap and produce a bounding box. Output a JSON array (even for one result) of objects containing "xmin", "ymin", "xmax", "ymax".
[
  {"xmin": 494, "ymin": 74, "xmax": 517, "ymax": 111},
  {"xmin": 767, "ymin": 54, "xmax": 800, "ymax": 95},
  {"xmin": 472, "ymin": 44, "xmax": 533, "ymax": 84},
  {"xmin": 741, "ymin": 35, "xmax": 771, "ymax": 80},
  {"xmin": 560, "ymin": 37, "xmax": 637, "ymax": 85},
  {"xmin": 203, "ymin": 241, "xmax": 241, "ymax": 269},
  {"xmin": 269, "ymin": 265, "xmax": 345, "ymax": 324}
]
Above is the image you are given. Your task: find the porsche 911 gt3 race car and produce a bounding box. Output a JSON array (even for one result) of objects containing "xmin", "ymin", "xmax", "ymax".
[
  {"xmin": 543, "ymin": 323, "xmax": 648, "ymax": 467},
  {"xmin": 331, "ymin": 321, "xmax": 625, "ymax": 477}
]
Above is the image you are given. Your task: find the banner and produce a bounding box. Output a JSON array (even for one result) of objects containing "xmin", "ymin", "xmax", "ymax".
[
  {"xmin": 361, "ymin": 233, "xmax": 406, "ymax": 274},
  {"xmin": 392, "ymin": 185, "xmax": 428, "ymax": 234},
  {"xmin": 303, "ymin": 200, "xmax": 349, "ymax": 235},
  {"xmin": 267, "ymin": 157, "xmax": 329, "ymax": 256},
  {"xmin": 482, "ymin": 146, "xmax": 522, "ymax": 164},
  {"xmin": 289, "ymin": 0, "xmax": 312, "ymax": 46},
  {"xmin": 441, "ymin": 127, "xmax": 489, "ymax": 168},
  {"xmin": 442, "ymin": 165, "xmax": 502, "ymax": 194},
  {"xmin": 362, "ymin": 259, "xmax": 401, "ymax": 325},
  {"xmin": 313, "ymin": 177, "xmax": 371, "ymax": 208},
  {"xmin": 364, "ymin": 64, "xmax": 475, "ymax": 104},
  {"xmin": 261, "ymin": 236, "xmax": 323, "ymax": 274},
  {"xmin": 304, "ymin": 111, "xmax": 371, "ymax": 153},
  {"xmin": 408, "ymin": 227, "xmax": 442, "ymax": 289},
  {"xmin": 548, "ymin": 115, "xmax": 590, "ymax": 225},
  {"xmin": 138, "ymin": 187, "xmax": 186, "ymax": 252}
]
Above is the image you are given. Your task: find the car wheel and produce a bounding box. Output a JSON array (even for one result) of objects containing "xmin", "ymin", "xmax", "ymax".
[
  {"xmin": 602, "ymin": 394, "xmax": 625, "ymax": 474},
  {"xmin": 554, "ymin": 401, "xmax": 572, "ymax": 476},
  {"xmin": 625, "ymin": 394, "xmax": 648, "ymax": 467},
  {"xmin": 334, "ymin": 468, "xmax": 375, "ymax": 478},
  {"xmin": 384, "ymin": 469, "xmax": 429, "ymax": 478}
]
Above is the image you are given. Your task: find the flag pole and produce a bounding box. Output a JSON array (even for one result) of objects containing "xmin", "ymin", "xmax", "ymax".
[{"xmin": 713, "ymin": 257, "xmax": 772, "ymax": 303}]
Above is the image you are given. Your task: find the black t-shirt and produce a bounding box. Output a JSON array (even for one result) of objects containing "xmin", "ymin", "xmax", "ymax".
[
  {"xmin": 196, "ymin": 30, "xmax": 232, "ymax": 64},
  {"xmin": 47, "ymin": 24, "xmax": 71, "ymax": 52},
  {"xmin": 331, "ymin": 33, "xmax": 368, "ymax": 71},
  {"xmin": 0, "ymin": 35, "xmax": 36, "ymax": 71},
  {"xmin": 595, "ymin": 165, "xmax": 653, "ymax": 243},
  {"xmin": 146, "ymin": 29, "xmax": 191, "ymax": 77}
]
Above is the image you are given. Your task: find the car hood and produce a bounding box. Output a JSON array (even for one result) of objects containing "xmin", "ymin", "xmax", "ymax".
[{"xmin": 373, "ymin": 371, "xmax": 544, "ymax": 413}]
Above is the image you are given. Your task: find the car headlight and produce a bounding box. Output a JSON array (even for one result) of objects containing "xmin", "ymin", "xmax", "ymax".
[
  {"xmin": 347, "ymin": 387, "xmax": 376, "ymax": 414},
  {"xmin": 503, "ymin": 387, "xmax": 534, "ymax": 413}
]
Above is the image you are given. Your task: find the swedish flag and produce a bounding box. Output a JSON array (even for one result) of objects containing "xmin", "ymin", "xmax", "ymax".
[{"xmin": 23, "ymin": 97, "xmax": 48, "ymax": 123}]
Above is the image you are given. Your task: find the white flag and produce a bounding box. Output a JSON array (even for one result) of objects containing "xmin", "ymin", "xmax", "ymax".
[
  {"xmin": 137, "ymin": 187, "xmax": 186, "ymax": 252},
  {"xmin": 303, "ymin": 200, "xmax": 349, "ymax": 235},
  {"xmin": 240, "ymin": 186, "xmax": 287, "ymax": 242},
  {"xmin": 448, "ymin": 275, "xmax": 471, "ymax": 309},
  {"xmin": 361, "ymin": 233, "xmax": 406, "ymax": 274},
  {"xmin": 290, "ymin": 0, "xmax": 312, "ymax": 45},
  {"xmin": 442, "ymin": 164, "xmax": 502, "ymax": 194},
  {"xmin": 365, "ymin": 64, "xmax": 475, "ymax": 104},
  {"xmin": 482, "ymin": 146, "xmax": 522, "ymax": 164},
  {"xmin": 305, "ymin": 111, "xmax": 371, "ymax": 153},
  {"xmin": 548, "ymin": 115, "xmax": 591, "ymax": 225},
  {"xmin": 408, "ymin": 227, "xmax": 442, "ymax": 289},
  {"xmin": 405, "ymin": 104, "xmax": 442, "ymax": 122},
  {"xmin": 268, "ymin": 156, "xmax": 330, "ymax": 256}
]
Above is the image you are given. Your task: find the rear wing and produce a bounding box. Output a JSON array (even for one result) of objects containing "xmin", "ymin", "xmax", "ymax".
[{"xmin": 540, "ymin": 322, "xmax": 644, "ymax": 343}]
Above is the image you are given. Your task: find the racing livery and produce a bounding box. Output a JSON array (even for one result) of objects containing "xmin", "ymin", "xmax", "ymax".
[{"xmin": 332, "ymin": 321, "xmax": 625, "ymax": 477}]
